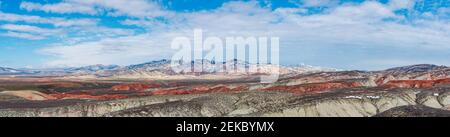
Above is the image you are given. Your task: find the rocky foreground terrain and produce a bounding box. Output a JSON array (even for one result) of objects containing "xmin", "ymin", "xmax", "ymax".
[{"xmin": 0, "ymin": 62, "xmax": 449, "ymax": 117}]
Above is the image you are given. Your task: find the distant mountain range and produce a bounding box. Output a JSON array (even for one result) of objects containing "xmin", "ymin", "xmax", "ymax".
[
  {"xmin": 0, "ymin": 60, "xmax": 447, "ymax": 79},
  {"xmin": 0, "ymin": 67, "xmax": 28, "ymax": 75},
  {"xmin": 381, "ymin": 64, "xmax": 449, "ymax": 75},
  {"xmin": 108, "ymin": 59, "xmax": 337, "ymax": 78},
  {"xmin": 0, "ymin": 64, "xmax": 121, "ymax": 76}
]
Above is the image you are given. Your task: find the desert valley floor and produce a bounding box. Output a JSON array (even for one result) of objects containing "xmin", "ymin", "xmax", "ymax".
[{"xmin": 0, "ymin": 62, "xmax": 449, "ymax": 117}]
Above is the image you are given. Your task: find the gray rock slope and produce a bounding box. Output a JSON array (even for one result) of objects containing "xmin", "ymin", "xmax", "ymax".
[{"xmin": 1, "ymin": 88, "xmax": 448, "ymax": 117}]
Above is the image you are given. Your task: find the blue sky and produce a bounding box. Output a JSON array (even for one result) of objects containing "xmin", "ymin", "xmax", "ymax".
[{"xmin": 0, "ymin": 0, "xmax": 449, "ymax": 70}]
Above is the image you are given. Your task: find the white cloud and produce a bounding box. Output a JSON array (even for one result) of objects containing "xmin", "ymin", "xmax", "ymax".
[
  {"xmin": 20, "ymin": 0, "xmax": 172, "ymax": 18},
  {"xmin": 388, "ymin": 0, "xmax": 416, "ymax": 10},
  {"xmin": 120, "ymin": 19, "xmax": 168, "ymax": 28},
  {"xmin": 2, "ymin": 31, "xmax": 45, "ymax": 40},
  {"xmin": 0, "ymin": 12, "xmax": 98, "ymax": 27},
  {"xmin": 20, "ymin": 2, "xmax": 98, "ymax": 15},
  {"xmin": 0, "ymin": 10, "xmax": 133, "ymax": 42},
  {"xmin": 302, "ymin": 0, "xmax": 339, "ymax": 7},
  {"xmin": 74, "ymin": 0, "xmax": 171, "ymax": 18},
  {"xmin": 0, "ymin": 24, "xmax": 60, "ymax": 36},
  {"xmin": 58, "ymin": 25, "xmax": 135, "ymax": 45},
  {"xmin": 0, "ymin": 12, "xmax": 103, "ymax": 40},
  {"xmin": 40, "ymin": 34, "xmax": 174, "ymax": 67},
  {"xmin": 0, "ymin": 24, "xmax": 65, "ymax": 40},
  {"xmin": 49, "ymin": 18, "xmax": 98, "ymax": 27},
  {"xmin": 331, "ymin": 1, "xmax": 399, "ymax": 21},
  {"xmin": 274, "ymin": 8, "xmax": 307, "ymax": 15},
  {"xmin": 39, "ymin": 1, "xmax": 450, "ymax": 69}
]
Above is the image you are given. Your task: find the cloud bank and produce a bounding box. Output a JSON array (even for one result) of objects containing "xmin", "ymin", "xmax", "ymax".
[{"xmin": 1, "ymin": 0, "xmax": 449, "ymax": 70}]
